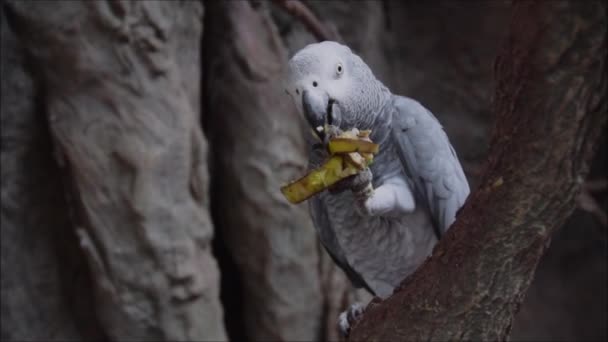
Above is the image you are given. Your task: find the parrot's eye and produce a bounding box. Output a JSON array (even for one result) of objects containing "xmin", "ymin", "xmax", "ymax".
[{"xmin": 336, "ymin": 63, "xmax": 343, "ymax": 75}]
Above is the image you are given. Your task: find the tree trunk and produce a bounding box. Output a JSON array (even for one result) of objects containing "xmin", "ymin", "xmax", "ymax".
[
  {"xmin": 350, "ymin": 1, "xmax": 607, "ymax": 340},
  {"xmin": 2, "ymin": 1, "xmax": 604, "ymax": 341},
  {"xmin": 5, "ymin": 1, "xmax": 227, "ymax": 340},
  {"xmin": 204, "ymin": 2, "xmax": 325, "ymax": 341},
  {"xmin": 0, "ymin": 7, "xmax": 99, "ymax": 340}
]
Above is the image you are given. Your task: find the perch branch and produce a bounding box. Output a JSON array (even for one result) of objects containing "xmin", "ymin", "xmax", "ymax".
[
  {"xmin": 348, "ymin": 0, "xmax": 607, "ymax": 340},
  {"xmin": 270, "ymin": 0, "xmax": 339, "ymax": 42}
]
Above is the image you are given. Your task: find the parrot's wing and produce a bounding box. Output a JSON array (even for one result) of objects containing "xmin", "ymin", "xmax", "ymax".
[
  {"xmin": 307, "ymin": 147, "xmax": 375, "ymax": 295},
  {"xmin": 390, "ymin": 96, "xmax": 470, "ymax": 236},
  {"xmin": 309, "ymin": 196, "xmax": 375, "ymax": 295}
]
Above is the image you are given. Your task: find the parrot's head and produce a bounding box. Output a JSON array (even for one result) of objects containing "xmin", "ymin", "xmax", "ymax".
[{"xmin": 285, "ymin": 41, "xmax": 389, "ymax": 142}]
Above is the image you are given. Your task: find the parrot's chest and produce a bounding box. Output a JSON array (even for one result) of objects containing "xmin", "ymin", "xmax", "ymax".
[{"xmin": 319, "ymin": 145, "xmax": 437, "ymax": 298}]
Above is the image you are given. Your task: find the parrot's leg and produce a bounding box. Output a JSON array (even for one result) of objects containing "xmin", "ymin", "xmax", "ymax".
[
  {"xmin": 355, "ymin": 177, "xmax": 416, "ymax": 217},
  {"xmin": 338, "ymin": 302, "xmax": 365, "ymax": 337}
]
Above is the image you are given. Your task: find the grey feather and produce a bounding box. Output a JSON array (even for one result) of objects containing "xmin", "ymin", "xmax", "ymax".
[
  {"xmin": 287, "ymin": 41, "xmax": 469, "ymax": 299},
  {"xmin": 390, "ymin": 96, "xmax": 470, "ymax": 236},
  {"xmin": 309, "ymin": 196, "xmax": 375, "ymax": 295},
  {"xmin": 307, "ymin": 146, "xmax": 376, "ymax": 295}
]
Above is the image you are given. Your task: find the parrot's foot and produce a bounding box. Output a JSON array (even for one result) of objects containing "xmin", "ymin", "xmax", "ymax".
[
  {"xmin": 328, "ymin": 167, "xmax": 373, "ymax": 195},
  {"xmin": 338, "ymin": 302, "xmax": 366, "ymax": 337},
  {"xmin": 328, "ymin": 167, "xmax": 375, "ymax": 216},
  {"xmin": 353, "ymin": 182, "xmax": 375, "ymax": 215}
]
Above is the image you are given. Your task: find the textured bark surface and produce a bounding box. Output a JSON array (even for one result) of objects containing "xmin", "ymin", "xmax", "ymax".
[
  {"xmin": 5, "ymin": 1, "xmax": 226, "ymax": 340},
  {"xmin": 350, "ymin": 1, "xmax": 607, "ymax": 340},
  {"xmin": 1, "ymin": 1, "xmax": 604, "ymax": 341},
  {"xmin": 0, "ymin": 9, "xmax": 88, "ymax": 341},
  {"xmin": 204, "ymin": 2, "xmax": 324, "ymax": 341}
]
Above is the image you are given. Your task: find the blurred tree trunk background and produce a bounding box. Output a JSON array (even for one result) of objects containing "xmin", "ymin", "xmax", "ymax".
[{"xmin": 1, "ymin": 1, "xmax": 605, "ymax": 341}]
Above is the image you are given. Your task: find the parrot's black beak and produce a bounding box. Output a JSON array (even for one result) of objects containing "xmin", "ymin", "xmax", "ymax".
[{"xmin": 302, "ymin": 90, "xmax": 334, "ymax": 142}]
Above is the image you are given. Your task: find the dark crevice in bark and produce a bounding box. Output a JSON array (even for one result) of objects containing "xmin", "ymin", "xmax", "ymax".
[
  {"xmin": 209, "ymin": 198, "xmax": 247, "ymax": 342},
  {"xmin": 200, "ymin": 2, "xmax": 211, "ymax": 136},
  {"xmin": 208, "ymin": 200, "xmax": 247, "ymax": 342},
  {"xmin": 202, "ymin": 4, "xmax": 247, "ymax": 342},
  {"xmin": 2, "ymin": 3, "xmax": 21, "ymax": 40},
  {"xmin": 381, "ymin": 0, "xmax": 392, "ymax": 31}
]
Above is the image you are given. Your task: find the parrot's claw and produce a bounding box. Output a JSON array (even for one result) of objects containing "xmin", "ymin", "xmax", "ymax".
[
  {"xmin": 353, "ymin": 182, "xmax": 375, "ymax": 216},
  {"xmin": 327, "ymin": 167, "xmax": 373, "ymax": 196},
  {"xmin": 338, "ymin": 302, "xmax": 366, "ymax": 337}
]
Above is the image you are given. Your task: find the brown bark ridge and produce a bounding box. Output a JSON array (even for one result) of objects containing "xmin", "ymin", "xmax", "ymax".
[
  {"xmin": 349, "ymin": 1, "xmax": 607, "ymax": 341},
  {"xmin": 270, "ymin": 0, "xmax": 342, "ymax": 42},
  {"xmin": 204, "ymin": 1, "xmax": 325, "ymax": 341},
  {"xmin": 4, "ymin": 1, "xmax": 227, "ymax": 340}
]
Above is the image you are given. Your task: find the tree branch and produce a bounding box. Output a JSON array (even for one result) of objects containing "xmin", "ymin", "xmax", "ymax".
[
  {"xmin": 349, "ymin": 0, "xmax": 607, "ymax": 340},
  {"xmin": 270, "ymin": 0, "xmax": 341, "ymax": 42},
  {"xmin": 204, "ymin": 1, "xmax": 327, "ymax": 340}
]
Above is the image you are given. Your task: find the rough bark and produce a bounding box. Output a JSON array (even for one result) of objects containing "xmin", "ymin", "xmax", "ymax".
[
  {"xmin": 204, "ymin": 2, "xmax": 324, "ymax": 341},
  {"xmin": 270, "ymin": 0, "xmax": 341, "ymax": 42},
  {"xmin": 5, "ymin": 1, "xmax": 226, "ymax": 340},
  {"xmin": 2, "ymin": 0, "xmax": 604, "ymax": 340},
  {"xmin": 350, "ymin": 1, "xmax": 607, "ymax": 341},
  {"xmin": 0, "ymin": 7, "xmax": 93, "ymax": 341}
]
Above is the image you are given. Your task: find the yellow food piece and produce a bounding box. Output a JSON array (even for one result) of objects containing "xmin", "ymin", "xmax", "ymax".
[
  {"xmin": 281, "ymin": 155, "xmax": 364, "ymax": 204},
  {"xmin": 358, "ymin": 130, "xmax": 372, "ymax": 138},
  {"xmin": 328, "ymin": 138, "xmax": 379, "ymax": 155},
  {"xmin": 344, "ymin": 152, "xmax": 367, "ymax": 170},
  {"xmin": 361, "ymin": 152, "xmax": 373, "ymax": 162},
  {"xmin": 280, "ymin": 128, "xmax": 379, "ymax": 204}
]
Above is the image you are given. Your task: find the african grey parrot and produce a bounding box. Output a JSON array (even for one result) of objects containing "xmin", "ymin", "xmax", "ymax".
[{"xmin": 284, "ymin": 41, "xmax": 470, "ymax": 334}]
